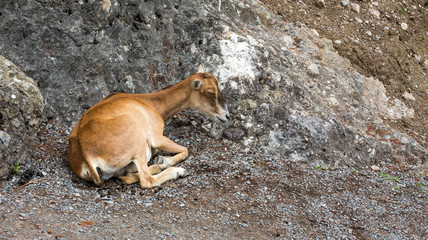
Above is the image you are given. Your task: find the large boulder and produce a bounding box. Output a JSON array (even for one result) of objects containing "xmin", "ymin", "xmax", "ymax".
[{"xmin": 0, "ymin": 56, "xmax": 44, "ymax": 180}]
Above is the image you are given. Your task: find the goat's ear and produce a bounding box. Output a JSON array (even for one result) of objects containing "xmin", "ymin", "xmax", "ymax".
[
  {"xmin": 197, "ymin": 64, "xmax": 205, "ymax": 73},
  {"xmin": 192, "ymin": 79, "xmax": 202, "ymax": 89}
]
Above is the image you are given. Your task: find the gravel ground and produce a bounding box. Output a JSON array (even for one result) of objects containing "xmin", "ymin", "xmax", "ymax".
[{"xmin": 0, "ymin": 121, "xmax": 427, "ymax": 239}]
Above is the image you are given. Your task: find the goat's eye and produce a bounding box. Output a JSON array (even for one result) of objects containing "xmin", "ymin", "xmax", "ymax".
[{"xmin": 207, "ymin": 91, "xmax": 216, "ymax": 96}]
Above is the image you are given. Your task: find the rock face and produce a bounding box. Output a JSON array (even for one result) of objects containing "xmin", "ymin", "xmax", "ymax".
[
  {"xmin": 0, "ymin": 0, "xmax": 223, "ymax": 124},
  {"xmin": 0, "ymin": 0, "xmax": 425, "ymax": 169},
  {"xmin": 0, "ymin": 56, "xmax": 44, "ymax": 180}
]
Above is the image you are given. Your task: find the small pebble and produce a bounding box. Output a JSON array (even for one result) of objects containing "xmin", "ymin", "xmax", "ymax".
[
  {"xmin": 371, "ymin": 165, "xmax": 381, "ymax": 171},
  {"xmin": 350, "ymin": 3, "xmax": 360, "ymax": 13},
  {"xmin": 223, "ymin": 128, "xmax": 245, "ymax": 141},
  {"xmin": 414, "ymin": 55, "xmax": 421, "ymax": 62},
  {"xmin": 369, "ymin": 8, "xmax": 380, "ymax": 19},
  {"xmin": 355, "ymin": 17, "xmax": 363, "ymax": 24}
]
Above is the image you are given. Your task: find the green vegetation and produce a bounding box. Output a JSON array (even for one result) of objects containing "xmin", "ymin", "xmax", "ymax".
[
  {"xmin": 416, "ymin": 181, "xmax": 424, "ymax": 195},
  {"xmin": 399, "ymin": 6, "xmax": 411, "ymax": 14},
  {"xmin": 12, "ymin": 162, "xmax": 21, "ymax": 174},
  {"xmin": 379, "ymin": 172, "xmax": 403, "ymax": 182},
  {"xmin": 314, "ymin": 165, "xmax": 328, "ymax": 171},
  {"xmin": 379, "ymin": 172, "xmax": 405, "ymax": 193}
]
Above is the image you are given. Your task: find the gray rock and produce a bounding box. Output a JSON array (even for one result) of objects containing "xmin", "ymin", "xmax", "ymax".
[
  {"xmin": 0, "ymin": 131, "xmax": 11, "ymax": 147},
  {"xmin": 0, "ymin": 56, "xmax": 44, "ymax": 180},
  {"xmin": 334, "ymin": 40, "xmax": 342, "ymax": 45},
  {"xmin": 223, "ymin": 128, "xmax": 246, "ymax": 141},
  {"xmin": 350, "ymin": 3, "xmax": 361, "ymax": 13},
  {"xmin": 355, "ymin": 17, "xmax": 363, "ymax": 24},
  {"xmin": 340, "ymin": 1, "xmax": 349, "ymax": 7},
  {"xmin": 316, "ymin": 0, "xmax": 325, "ymax": 8},
  {"xmin": 274, "ymin": 108, "xmax": 288, "ymax": 120}
]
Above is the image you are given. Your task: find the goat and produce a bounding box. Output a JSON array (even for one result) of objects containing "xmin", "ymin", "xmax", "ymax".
[{"xmin": 68, "ymin": 67, "xmax": 229, "ymax": 188}]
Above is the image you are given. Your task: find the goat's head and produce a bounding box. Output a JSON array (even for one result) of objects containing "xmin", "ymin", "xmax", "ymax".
[{"xmin": 189, "ymin": 71, "xmax": 230, "ymax": 124}]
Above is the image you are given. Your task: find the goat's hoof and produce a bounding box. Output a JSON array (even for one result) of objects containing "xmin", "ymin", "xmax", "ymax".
[
  {"xmin": 181, "ymin": 169, "xmax": 190, "ymax": 177},
  {"xmin": 174, "ymin": 167, "xmax": 189, "ymax": 178}
]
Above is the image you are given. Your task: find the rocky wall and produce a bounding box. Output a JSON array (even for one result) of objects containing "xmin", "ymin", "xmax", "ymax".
[{"xmin": 0, "ymin": 0, "xmax": 425, "ymax": 169}]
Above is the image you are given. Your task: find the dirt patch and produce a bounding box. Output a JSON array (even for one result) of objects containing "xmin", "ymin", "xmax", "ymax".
[
  {"xmin": 0, "ymin": 122, "xmax": 427, "ymax": 239},
  {"xmin": 260, "ymin": 0, "xmax": 428, "ymax": 148}
]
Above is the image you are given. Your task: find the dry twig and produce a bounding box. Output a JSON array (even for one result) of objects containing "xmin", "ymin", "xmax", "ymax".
[{"xmin": 18, "ymin": 178, "xmax": 48, "ymax": 188}]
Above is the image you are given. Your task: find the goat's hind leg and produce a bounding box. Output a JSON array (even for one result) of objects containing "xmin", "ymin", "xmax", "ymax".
[
  {"xmin": 118, "ymin": 164, "xmax": 168, "ymax": 185},
  {"xmin": 136, "ymin": 161, "xmax": 189, "ymax": 189},
  {"xmin": 147, "ymin": 167, "xmax": 189, "ymax": 187},
  {"xmin": 118, "ymin": 172, "xmax": 139, "ymax": 185},
  {"xmin": 137, "ymin": 165, "xmax": 188, "ymax": 188}
]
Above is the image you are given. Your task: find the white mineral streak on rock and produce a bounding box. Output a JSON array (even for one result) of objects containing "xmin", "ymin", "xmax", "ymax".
[
  {"xmin": 363, "ymin": 77, "xmax": 414, "ymax": 119},
  {"xmin": 326, "ymin": 97, "xmax": 339, "ymax": 107},
  {"xmin": 283, "ymin": 35, "xmax": 294, "ymax": 48},
  {"xmin": 246, "ymin": 35, "xmax": 259, "ymax": 46},
  {"xmin": 216, "ymin": 31, "xmax": 258, "ymax": 84},
  {"xmin": 386, "ymin": 99, "xmax": 414, "ymax": 119},
  {"xmin": 307, "ymin": 63, "xmax": 320, "ymax": 77}
]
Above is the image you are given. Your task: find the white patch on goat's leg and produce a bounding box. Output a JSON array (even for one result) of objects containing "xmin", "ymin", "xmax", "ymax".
[
  {"xmin": 163, "ymin": 157, "xmax": 174, "ymax": 166},
  {"xmin": 154, "ymin": 156, "xmax": 174, "ymax": 166},
  {"xmin": 146, "ymin": 144, "xmax": 152, "ymax": 163}
]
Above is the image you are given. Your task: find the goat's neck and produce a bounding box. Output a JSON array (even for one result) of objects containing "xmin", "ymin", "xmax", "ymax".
[{"xmin": 142, "ymin": 79, "xmax": 193, "ymax": 121}]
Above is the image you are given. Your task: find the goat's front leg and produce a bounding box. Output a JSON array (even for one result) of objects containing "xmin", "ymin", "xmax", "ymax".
[{"xmin": 153, "ymin": 136, "xmax": 188, "ymax": 167}]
